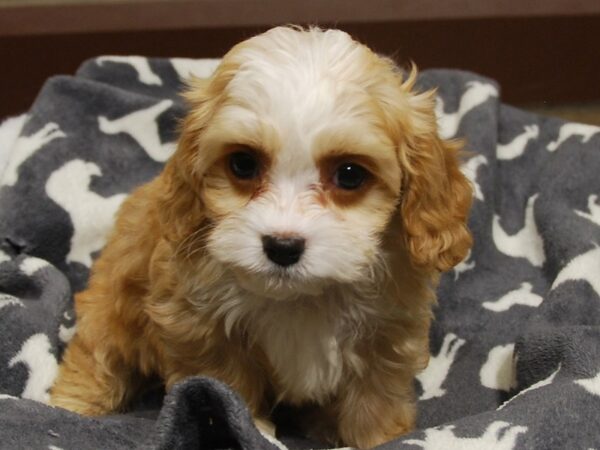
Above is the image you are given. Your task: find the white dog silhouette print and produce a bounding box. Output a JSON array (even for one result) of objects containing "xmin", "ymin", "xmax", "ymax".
[
  {"xmin": 404, "ymin": 421, "xmax": 528, "ymax": 450},
  {"xmin": 9, "ymin": 333, "xmax": 58, "ymax": 403},
  {"xmin": 45, "ymin": 160, "xmax": 126, "ymax": 267},
  {"xmin": 98, "ymin": 100, "xmax": 176, "ymax": 162},
  {"xmin": 480, "ymin": 344, "xmax": 517, "ymax": 392},
  {"xmin": 493, "ymin": 194, "xmax": 546, "ymax": 267},
  {"xmin": 3, "ymin": 122, "xmax": 65, "ymax": 187},
  {"xmin": 497, "ymin": 125, "xmax": 539, "ymax": 160},
  {"xmin": 417, "ymin": 333, "xmax": 466, "ymax": 400},
  {"xmin": 547, "ymin": 122, "xmax": 599, "ymax": 152},
  {"xmin": 435, "ymin": 81, "xmax": 499, "ymax": 139},
  {"xmin": 97, "ymin": 56, "xmax": 163, "ymax": 86},
  {"xmin": 482, "ymin": 282, "xmax": 543, "ymax": 312}
]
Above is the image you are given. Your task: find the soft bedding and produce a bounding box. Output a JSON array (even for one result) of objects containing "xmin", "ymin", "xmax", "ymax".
[{"xmin": 0, "ymin": 56, "xmax": 599, "ymax": 449}]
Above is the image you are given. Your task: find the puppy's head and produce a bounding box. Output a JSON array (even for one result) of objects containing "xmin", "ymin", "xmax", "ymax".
[{"xmin": 160, "ymin": 27, "xmax": 472, "ymax": 299}]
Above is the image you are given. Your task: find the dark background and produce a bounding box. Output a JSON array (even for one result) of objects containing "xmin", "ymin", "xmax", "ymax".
[{"xmin": 1, "ymin": 0, "xmax": 600, "ymax": 119}]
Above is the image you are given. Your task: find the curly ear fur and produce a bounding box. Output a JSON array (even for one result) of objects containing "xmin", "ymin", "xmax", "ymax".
[
  {"xmin": 401, "ymin": 134, "xmax": 473, "ymax": 272},
  {"xmin": 154, "ymin": 161, "xmax": 204, "ymax": 247},
  {"xmin": 394, "ymin": 69, "xmax": 473, "ymax": 272}
]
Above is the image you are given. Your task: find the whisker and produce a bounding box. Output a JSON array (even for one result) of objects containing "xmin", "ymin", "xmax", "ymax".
[{"xmin": 174, "ymin": 221, "xmax": 216, "ymax": 262}]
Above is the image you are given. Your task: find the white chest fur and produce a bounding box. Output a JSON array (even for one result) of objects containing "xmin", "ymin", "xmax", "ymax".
[
  {"xmin": 254, "ymin": 301, "xmax": 347, "ymax": 404},
  {"xmin": 208, "ymin": 277, "xmax": 380, "ymax": 405}
]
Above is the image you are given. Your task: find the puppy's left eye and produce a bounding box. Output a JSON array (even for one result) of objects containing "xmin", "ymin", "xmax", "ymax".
[
  {"xmin": 229, "ymin": 151, "xmax": 260, "ymax": 180},
  {"xmin": 333, "ymin": 163, "xmax": 368, "ymax": 190}
]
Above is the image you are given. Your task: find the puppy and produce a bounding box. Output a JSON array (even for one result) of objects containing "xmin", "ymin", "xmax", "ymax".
[{"xmin": 51, "ymin": 26, "xmax": 472, "ymax": 448}]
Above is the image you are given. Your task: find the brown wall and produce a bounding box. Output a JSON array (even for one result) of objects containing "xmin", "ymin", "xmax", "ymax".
[{"xmin": 1, "ymin": 1, "xmax": 599, "ymax": 117}]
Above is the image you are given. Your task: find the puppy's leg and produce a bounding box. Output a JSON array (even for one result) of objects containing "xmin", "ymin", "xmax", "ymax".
[
  {"xmin": 335, "ymin": 373, "xmax": 416, "ymax": 449},
  {"xmin": 50, "ymin": 333, "xmax": 134, "ymax": 415}
]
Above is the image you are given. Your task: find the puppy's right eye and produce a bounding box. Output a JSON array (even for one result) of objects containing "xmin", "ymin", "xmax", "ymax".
[
  {"xmin": 333, "ymin": 163, "xmax": 368, "ymax": 190},
  {"xmin": 229, "ymin": 151, "xmax": 260, "ymax": 180}
]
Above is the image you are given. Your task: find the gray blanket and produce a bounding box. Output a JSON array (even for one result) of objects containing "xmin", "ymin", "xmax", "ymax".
[{"xmin": 0, "ymin": 55, "xmax": 599, "ymax": 450}]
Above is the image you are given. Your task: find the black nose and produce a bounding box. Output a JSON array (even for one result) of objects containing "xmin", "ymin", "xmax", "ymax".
[{"xmin": 262, "ymin": 235, "xmax": 305, "ymax": 267}]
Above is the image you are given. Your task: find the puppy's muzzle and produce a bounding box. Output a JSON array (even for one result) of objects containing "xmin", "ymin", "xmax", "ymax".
[{"xmin": 262, "ymin": 235, "xmax": 305, "ymax": 267}]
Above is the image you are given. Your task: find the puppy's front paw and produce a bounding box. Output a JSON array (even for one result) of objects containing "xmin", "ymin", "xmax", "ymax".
[
  {"xmin": 49, "ymin": 391, "xmax": 112, "ymax": 416},
  {"xmin": 341, "ymin": 423, "xmax": 412, "ymax": 449},
  {"xmin": 337, "ymin": 401, "xmax": 415, "ymax": 449}
]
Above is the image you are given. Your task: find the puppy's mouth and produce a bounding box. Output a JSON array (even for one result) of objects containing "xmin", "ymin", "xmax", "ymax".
[{"xmin": 231, "ymin": 264, "xmax": 327, "ymax": 300}]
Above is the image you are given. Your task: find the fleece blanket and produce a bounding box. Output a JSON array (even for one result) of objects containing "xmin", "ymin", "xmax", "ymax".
[{"xmin": 0, "ymin": 55, "xmax": 599, "ymax": 450}]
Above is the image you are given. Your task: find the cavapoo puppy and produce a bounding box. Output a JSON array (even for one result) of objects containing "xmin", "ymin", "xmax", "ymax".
[{"xmin": 51, "ymin": 26, "xmax": 472, "ymax": 448}]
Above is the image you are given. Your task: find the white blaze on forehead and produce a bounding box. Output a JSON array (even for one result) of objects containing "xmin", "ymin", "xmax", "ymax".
[
  {"xmin": 270, "ymin": 140, "xmax": 319, "ymax": 185},
  {"xmin": 205, "ymin": 27, "xmax": 406, "ymax": 200},
  {"xmin": 224, "ymin": 75, "xmax": 380, "ymax": 155},
  {"xmin": 270, "ymin": 169, "xmax": 318, "ymax": 203},
  {"xmin": 221, "ymin": 29, "xmax": 384, "ymax": 157},
  {"xmin": 227, "ymin": 29, "xmax": 361, "ymax": 106}
]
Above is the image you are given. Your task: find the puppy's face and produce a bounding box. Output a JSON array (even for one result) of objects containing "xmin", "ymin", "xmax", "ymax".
[
  {"xmin": 202, "ymin": 98, "xmax": 400, "ymax": 298},
  {"xmin": 166, "ymin": 27, "xmax": 472, "ymax": 299}
]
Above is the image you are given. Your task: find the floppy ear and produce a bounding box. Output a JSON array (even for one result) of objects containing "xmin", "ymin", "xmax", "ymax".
[
  {"xmin": 401, "ymin": 134, "xmax": 473, "ymax": 272},
  {"xmin": 155, "ymin": 78, "xmax": 213, "ymax": 247},
  {"xmin": 396, "ymin": 80, "xmax": 473, "ymax": 272},
  {"xmin": 155, "ymin": 157, "xmax": 204, "ymax": 247}
]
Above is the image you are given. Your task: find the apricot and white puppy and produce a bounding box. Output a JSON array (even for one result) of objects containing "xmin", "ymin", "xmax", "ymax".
[{"xmin": 51, "ymin": 26, "xmax": 472, "ymax": 448}]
